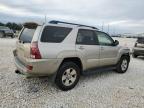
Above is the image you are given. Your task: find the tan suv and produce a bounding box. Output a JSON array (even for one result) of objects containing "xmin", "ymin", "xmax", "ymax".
[{"xmin": 13, "ymin": 21, "xmax": 130, "ymax": 91}]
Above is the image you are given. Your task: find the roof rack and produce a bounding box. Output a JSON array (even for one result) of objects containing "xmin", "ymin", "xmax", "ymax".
[{"xmin": 49, "ymin": 20, "xmax": 98, "ymax": 29}]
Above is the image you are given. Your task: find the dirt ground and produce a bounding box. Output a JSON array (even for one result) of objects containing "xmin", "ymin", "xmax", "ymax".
[{"xmin": 0, "ymin": 38, "xmax": 144, "ymax": 108}]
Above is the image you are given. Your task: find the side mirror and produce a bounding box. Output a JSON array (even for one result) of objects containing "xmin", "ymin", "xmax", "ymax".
[{"xmin": 113, "ymin": 40, "xmax": 119, "ymax": 46}]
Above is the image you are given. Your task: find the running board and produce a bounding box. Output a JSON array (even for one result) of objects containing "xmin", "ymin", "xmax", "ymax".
[{"xmin": 82, "ymin": 66, "xmax": 116, "ymax": 76}]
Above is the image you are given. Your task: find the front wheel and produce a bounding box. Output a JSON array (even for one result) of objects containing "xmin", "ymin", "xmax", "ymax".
[
  {"xmin": 116, "ymin": 56, "xmax": 129, "ymax": 73},
  {"xmin": 55, "ymin": 62, "xmax": 80, "ymax": 91}
]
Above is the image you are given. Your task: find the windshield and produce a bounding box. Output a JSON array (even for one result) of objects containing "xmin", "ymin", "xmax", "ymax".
[{"xmin": 19, "ymin": 28, "xmax": 36, "ymax": 43}]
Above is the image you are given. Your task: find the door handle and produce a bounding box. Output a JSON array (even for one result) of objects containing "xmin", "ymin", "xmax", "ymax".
[{"xmin": 79, "ymin": 46, "xmax": 85, "ymax": 50}]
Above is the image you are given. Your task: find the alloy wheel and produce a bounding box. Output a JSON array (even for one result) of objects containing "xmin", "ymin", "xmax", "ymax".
[{"xmin": 62, "ymin": 68, "xmax": 77, "ymax": 86}]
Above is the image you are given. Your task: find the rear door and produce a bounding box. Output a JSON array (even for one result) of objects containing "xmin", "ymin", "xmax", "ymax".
[
  {"xmin": 16, "ymin": 25, "xmax": 37, "ymax": 63},
  {"xmin": 76, "ymin": 29, "xmax": 100, "ymax": 69}
]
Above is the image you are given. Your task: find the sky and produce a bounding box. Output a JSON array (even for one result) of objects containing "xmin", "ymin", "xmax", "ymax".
[{"xmin": 0, "ymin": 0, "xmax": 144, "ymax": 34}]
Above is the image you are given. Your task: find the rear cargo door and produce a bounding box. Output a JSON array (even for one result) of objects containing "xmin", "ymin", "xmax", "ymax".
[{"xmin": 16, "ymin": 27, "xmax": 36, "ymax": 63}]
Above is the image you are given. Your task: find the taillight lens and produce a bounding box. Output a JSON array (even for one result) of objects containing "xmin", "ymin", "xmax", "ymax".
[{"xmin": 30, "ymin": 42, "xmax": 41, "ymax": 59}]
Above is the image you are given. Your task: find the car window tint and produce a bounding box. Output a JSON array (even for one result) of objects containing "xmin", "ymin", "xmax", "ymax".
[
  {"xmin": 41, "ymin": 26, "xmax": 72, "ymax": 43},
  {"xmin": 97, "ymin": 32, "xmax": 113, "ymax": 46},
  {"xmin": 76, "ymin": 29, "xmax": 98, "ymax": 45},
  {"xmin": 19, "ymin": 28, "xmax": 36, "ymax": 43}
]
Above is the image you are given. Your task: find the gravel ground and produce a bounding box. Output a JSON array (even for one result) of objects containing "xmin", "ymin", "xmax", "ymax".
[{"xmin": 0, "ymin": 38, "xmax": 144, "ymax": 108}]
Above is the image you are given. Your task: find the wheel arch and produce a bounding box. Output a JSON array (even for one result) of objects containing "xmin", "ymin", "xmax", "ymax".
[
  {"xmin": 119, "ymin": 53, "xmax": 130, "ymax": 63},
  {"xmin": 59, "ymin": 57, "xmax": 83, "ymax": 74}
]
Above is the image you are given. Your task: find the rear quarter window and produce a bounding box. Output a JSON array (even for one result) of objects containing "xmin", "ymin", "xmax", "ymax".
[{"xmin": 41, "ymin": 26, "xmax": 72, "ymax": 43}]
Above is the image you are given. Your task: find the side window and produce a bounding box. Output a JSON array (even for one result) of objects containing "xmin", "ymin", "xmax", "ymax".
[
  {"xmin": 97, "ymin": 32, "xmax": 114, "ymax": 46},
  {"xmin": 41, "ymin": 26, "xmax": 72, "ymax": 43},
  {"xmin": 76, "ymin": 29, "xmax": 98, "ymax": 45}
]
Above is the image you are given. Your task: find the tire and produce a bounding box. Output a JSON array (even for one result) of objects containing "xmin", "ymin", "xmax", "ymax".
[
  {"xmin": 132, "ymin": 54, "xmax": 138, "ymax": 58},
  {"xmin": 55, "ymin": 62, "xmax": 80, "ymax": 91},
  {"xmin": 0, "ymin": 32, "xmax": 4, "ymax": 38},
  {"xmin": 116, "ymin": 56, "xmax": 129, "ymax": 73}
]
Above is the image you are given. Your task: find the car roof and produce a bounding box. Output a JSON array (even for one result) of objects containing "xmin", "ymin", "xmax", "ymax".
[{"xmin": 23, "ymin": 20, "xmax": 98, "ymax": 31}]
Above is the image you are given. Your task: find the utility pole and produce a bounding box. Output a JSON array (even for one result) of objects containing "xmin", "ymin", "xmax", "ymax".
[{"xmin": 113, "ymin": 27, "xmax": 115, "ymax": 35}]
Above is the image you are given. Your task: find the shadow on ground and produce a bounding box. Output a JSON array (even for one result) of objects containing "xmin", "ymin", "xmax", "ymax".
[{"xmin": 18, "ymin": 70, "xmax": 116, "ymax": 92}]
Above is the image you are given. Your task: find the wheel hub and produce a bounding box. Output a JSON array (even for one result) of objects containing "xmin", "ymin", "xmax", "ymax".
[
  {"xmin": 62, "ymin": 68, "xmax": 77, "ymax": 86},
  {"xmin": 121, "ymin": 59, "xmax": 128, "ymax": 71}
]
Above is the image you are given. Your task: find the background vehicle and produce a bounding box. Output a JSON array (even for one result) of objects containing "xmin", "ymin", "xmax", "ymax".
[
  {"xmin": 0, "ymin": 26, "xmax": 14, "ymax": 38},
  {"xmin": 132, "ymin": 37, "xmax": 144, "ymax": 58},
  {"xmin": 13, "ymin": 21, "xmax": 130, "ymax": 91}
]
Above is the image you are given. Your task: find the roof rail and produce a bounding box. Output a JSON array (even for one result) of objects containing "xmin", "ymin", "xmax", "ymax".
[{"xmin": 49, "ymin": 20, "xmax": 98, "ymax": 29}]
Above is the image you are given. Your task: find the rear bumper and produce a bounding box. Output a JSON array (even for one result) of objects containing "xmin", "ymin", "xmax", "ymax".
[
  {"xmin": 133, "ymin": 47, "xmax": 144, "ymax": 55},
  {"xmin": 13, "ymin": 50, "xmax": 62, "ymax": 76},
  {"xmin": 14, "ymin": 55, "xmax": 29, "ymax": 76}
]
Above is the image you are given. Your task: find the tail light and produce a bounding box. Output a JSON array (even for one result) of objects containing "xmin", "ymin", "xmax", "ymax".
[{"xmin": 30, "ymin": 41, "xmax": 41, "ymax": 59}]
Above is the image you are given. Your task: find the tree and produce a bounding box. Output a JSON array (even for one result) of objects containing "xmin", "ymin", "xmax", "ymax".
[
  {"xmin": 6, "ymin": 22, "xmax": 13, "ymax": 29},
  {"xmin": 0, "ymin": 22, "xmax": 5, "ymax": 26},
  {"xmin": 0, "ymin": 22, "xmax": 23, "ymax": 31},
  {"xmin": 6, "ymin": 22, "xmax": 22, "ymax": 30}
]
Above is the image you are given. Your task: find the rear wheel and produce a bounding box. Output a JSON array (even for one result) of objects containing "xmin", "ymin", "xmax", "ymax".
[
  {"xmin": 0, "ymin": 32, "xmax": 4, "ymax": 38},
  {"xmin": 116, "ymin": 56, "xmax": 129, "ymax": 73},
  {"xmin": 55, "ymin": 62, "xmax": 80, "ymax": 91}
]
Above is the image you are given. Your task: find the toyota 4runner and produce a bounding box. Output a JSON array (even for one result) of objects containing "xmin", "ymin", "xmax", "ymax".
[{"xmin": 13, "ymin": 21, "xmax": 130, "ymax": 91}]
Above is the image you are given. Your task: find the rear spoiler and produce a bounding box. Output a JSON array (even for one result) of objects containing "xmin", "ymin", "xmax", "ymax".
[{"xmin": 23, "ymin": 22, "xmax": 38, "ymax": 29}]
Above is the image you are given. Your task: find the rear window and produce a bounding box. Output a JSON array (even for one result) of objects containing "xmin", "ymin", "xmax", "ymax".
[
  {"xmin": 41, "ymin": 26, "xmax": 72, "ymax": 43},
  {"xmin": 19, "ymin": 28, "xmax": 36, "ymax": 43}
]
